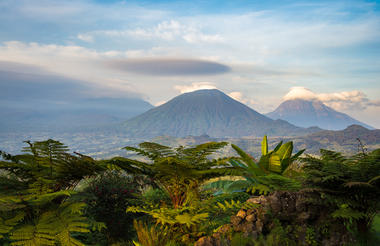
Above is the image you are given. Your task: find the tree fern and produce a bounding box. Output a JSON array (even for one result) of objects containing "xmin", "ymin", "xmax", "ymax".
[
  {"xmin": 109, "ymin": 141, "xmax": 235, "ymax": 208},
  {"xmin": 0, "ymin": 140, "xmax": 105, "ymax": 245},
  {"xmin": 301, "ymin": 148, "xmax": 380, "ymax": 234}
]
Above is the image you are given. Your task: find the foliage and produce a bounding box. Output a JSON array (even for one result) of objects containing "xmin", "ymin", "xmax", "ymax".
[
  {"xmin": 141, "ymin": 188, "xmax": 171, "ymax": 207},
  {"xmin": 206, "ymin": 136, "xmax": 303, "ymax": 195},
  {"xmin": 234, "ymin": 135, "xmax": 305, "ymax": 175},
  {"xmin": 0, "ymin": 139, "xmax": 105, "ymax": 245},
  {"xmin": 132, "ymin": 220, "xmax": 172, "ymax": 246},
  {"xmin": 2, "ymin": 138, "xmax": 378, "ymax": 245},
  {"xmin": 82, "ymin": 171, "xmax": 143, "ymax": 243},
  {"xmin": 230, "ymin": 232, "xmax": 254, "ymax": 246},
  {"xmin": 105, "ymin": 141, "xmax": 236, "ymax": 208},
  {"xmin": 252, "ymin": 219, "xmax": 296, "ymax": 246},
  {"xmin": 301, "ymin": 149, "xmax": 380, "ymax": 236},
  {"xmin": 128, "ymin": 196, "xmax": 254, "ymax": 245}
]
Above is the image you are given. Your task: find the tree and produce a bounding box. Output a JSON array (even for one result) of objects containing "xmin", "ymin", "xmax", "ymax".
[
  {"xmin": 301, "ymin": 149, "xmax": 380, "ymax": 238},
  {"xmin": 104, "ymin": 141, "xmax": 236, "ymax": 208},
  {"xmin": 105, "ymin": 141, "xmax": 244, "ymax": 244},
  {"xmin": 0, "ymin": 139, "xmax": 105, "ymax": 246}
]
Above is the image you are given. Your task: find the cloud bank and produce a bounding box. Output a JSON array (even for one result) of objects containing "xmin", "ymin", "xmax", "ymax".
[
  {"xmin": 107, "ymin": 58, "xmax": 230, "ymax": 76},
  {"xmin": 173, "ymin": 82, "xmax": 257, "ymax": 107},
  {"xmin": 174, "ymin": 82, "xmax": 217, "ymax": 94},
  {"xmin": 228, "ymin": 91, "xmax": 256, "ymax": 106},
  {"xmin": 284, "ymin": 87, "xmax": 380, "ymax": 111}
]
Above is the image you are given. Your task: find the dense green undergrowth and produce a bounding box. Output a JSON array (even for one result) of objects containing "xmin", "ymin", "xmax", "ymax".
[{"xmin": 0, "ymin": 137, "xmax": 379, "ymax": 245}]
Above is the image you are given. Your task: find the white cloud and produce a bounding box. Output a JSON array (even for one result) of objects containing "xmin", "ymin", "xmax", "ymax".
[
  {"xmin": 154, "ymin": 100, "xmax": 167, "ymax": 106},
  {"xmin": 174, "ymin": 82, "xmax": 217, "ymax": 94},
  {"xmin": 85, "ymin": 20, "xmax": 224, "ymax": 44},
  {"xmin": 132, "ymin": 20, "xmax": 224, "ymax": 43},
  {"xmin": 283, "ymin": 87, "xmax": 380, "ymax": 111},
  {"xmin": 182, "ymin": 33, "xmax": 224, "ymax": 44},
  {"xmin": 228, "ymin": 91, "xmax": 256, "ymax": 106},
  {"xmin": 77, "ymin": 34, "xmax": 94, "ymax": 43},
  {"xmin": 283, "ymin": 87, "xmax": 318, "ymax": 101},
  {"xmin": 0, "ymin": 41, "xmax": 141, "ymax": 97}
]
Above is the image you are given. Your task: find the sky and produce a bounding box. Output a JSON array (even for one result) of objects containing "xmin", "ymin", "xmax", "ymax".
[{"xmin": 0, "ymin": 0, "xmax": 380, "ymax": 128}]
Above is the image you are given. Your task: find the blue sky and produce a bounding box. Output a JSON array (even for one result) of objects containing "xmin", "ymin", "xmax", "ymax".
[{"xmin": 1, "ymin": 0, "xmax": 380, "ymax": 127}]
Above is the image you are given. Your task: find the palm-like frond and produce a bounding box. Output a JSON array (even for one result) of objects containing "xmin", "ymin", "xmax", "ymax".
[
  {"xmin": 301, "ymin": 148, "xmax": 380, "ymax": 234},
  {"xmin": 222, "ymin": 136, "xmax": 304, "ymax": 195},
  {"xmin": 116, "ymin": 141, "xmax": 236, "ymax": 208},
  {"xmin": 0, "ymin": 140, "xmax": 104, "ymax": 244}
]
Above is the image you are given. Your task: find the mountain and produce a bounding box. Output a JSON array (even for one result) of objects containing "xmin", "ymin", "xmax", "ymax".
[
  {"xmin": 305, "ymin": 124, "xmax": 380, "ymax": 146},
  {"xmin": 123, "ymin": 89, "xmax": 321, "ymax": 138},
  {"xmin": 0, "ymin": 97, "xmax": 153, "ymax": 133},
  {"xmin": 266, "ymin": 99, "xmax": 373, "ymax": 130},
  {"xmin": 0, "ymin": 68, "xmax": 153, "ymax": 133},
  {"xmin": 148, "ymin": 125, "xmax": 380, "ymax": 160},
  {"xmin": 291, "ymin": 124, "xmax": 380, "ymax": 154}
]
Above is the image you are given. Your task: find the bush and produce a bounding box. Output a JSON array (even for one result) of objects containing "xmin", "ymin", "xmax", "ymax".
[
  {"xmin": 83, "ymin": 171, "xmax": 142, "ymax": 243},
  {"xmin": 142, "ymin": 187, "xmax": 171, "ymax": 206}
]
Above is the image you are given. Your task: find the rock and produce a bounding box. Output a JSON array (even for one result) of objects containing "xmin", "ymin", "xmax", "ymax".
[
  {"xmin": 236, "ymin": 209, "xmax": 247, "ymax": 219},
  {"xmin": 196, "ymin": 191, "xmax": 355, "ymax": 246},
  {"xmin": 255, "ymin": 219, "xmax": 264, "ymax": 232},
  {"xmin": 246, "ymin": 213, "xmax": 256, "ymax": 222},
  {"xmin": 297, "ymin": 211, "xmax": 310, "ymax": 222},
  {"xmin": 242, "ymin": 222, "xmax": 255, "ymax": 232},
  {"xmin": 230, "ymin": 215, "xmax": 242, "ymax": 226},
  {"xmin": 246, "ymin": 195, "xmax": 267, "ymax": 205},
  {"xmin": 217, "ymin": 224, "xmax": 232, "ymax": 234},
  {"xmin": 268, "ymin": 194, "xmax": 281, "ymax": 213},
  {"xmin": 194, "ymin": 236, "xmax": 214, "ymax": 246}
]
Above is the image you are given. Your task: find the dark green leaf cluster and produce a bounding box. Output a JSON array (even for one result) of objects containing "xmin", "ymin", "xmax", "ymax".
[
  {"xmin": 0, "ymin": 139, "xmax": 105, "ymax": 246},
  {"xmin": 106, "ymin": 141, "xmax": 236, "ymax": 208},
  {"xmin": 301, "ymin": 149, "xmax": 380, "ymax": 236}
]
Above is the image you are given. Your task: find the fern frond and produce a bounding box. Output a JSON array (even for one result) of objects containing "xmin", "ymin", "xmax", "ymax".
[
  {"xmin": 247, "ymin": 184, "xmax": 271, "ymax": 195},
  {"xmin": 10, "ymin": 224, "xmax": 56, "ymax": 246},
  {"xmin": 332, "ymin": 205, "xmax": 366, "ymax": 221},
  {"xmin": 133, "ymin": 220, "xmax": 169, "ymax": 246}
]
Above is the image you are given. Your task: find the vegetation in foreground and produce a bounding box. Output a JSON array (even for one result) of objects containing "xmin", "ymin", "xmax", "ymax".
[{"xmin": 0, "ymin": 137, "xmax": 379, "ymax": 245}]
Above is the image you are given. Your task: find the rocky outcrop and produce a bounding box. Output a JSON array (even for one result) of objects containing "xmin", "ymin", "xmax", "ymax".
[{"xmin": 195, "ymin": 191, "xmax": 354, "ymax": 246}]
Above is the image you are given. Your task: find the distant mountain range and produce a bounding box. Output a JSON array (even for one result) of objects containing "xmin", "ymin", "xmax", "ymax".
[
  {"xmin": 1, "ymin": 97, "xmax": 153, "ymax": 133},
  {"xmin": 266, "ymin": 99, "xmax": 373, "ymax": 130},
  {"xmin": 294, "ymin": 124, "xmax": 380, "ymax": 153},
  {"xmin": 153, "ymin": 125, "xmax": 380, "ymax": 157},
  {"xmin": 0, "ymin": 68, "xmax": 154, "ymax": 133},
  {"xmin": 123, "ymin": 89, "xmax": 320, "ymax": 138}
]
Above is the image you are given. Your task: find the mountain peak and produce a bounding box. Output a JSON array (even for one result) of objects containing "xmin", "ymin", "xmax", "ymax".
[
  {"xmin": 267, "ymin": 99, "xmax": 373, "ymax": 130},
  {"xmin": 123, "ymin": 89, "xmax": 318, "ymax": 138},
  {"xmin": 183, "ymin": 88, "xmax": 221, "ymax": 94}
]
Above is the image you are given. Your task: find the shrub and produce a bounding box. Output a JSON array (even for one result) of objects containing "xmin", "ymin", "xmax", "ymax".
[{"xmin": 83, "ymin": 171, "xmax": 142, "ymax": 243}]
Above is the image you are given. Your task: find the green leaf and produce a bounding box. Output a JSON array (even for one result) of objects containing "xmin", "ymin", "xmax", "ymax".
[
  {"xmin": 268, "ymin": 154, "xmax": 282, "ymax": 173},
  {"xmin": 273, "ymin": 141, "xmax": 283, "ymax": 152},
  {"xmin": 261, "ymin": 135, "xmax": 268, "ymax": 156},
  {"xmin": 276, "ymin": 142, "xmax": 293, "ymax": 160}
]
